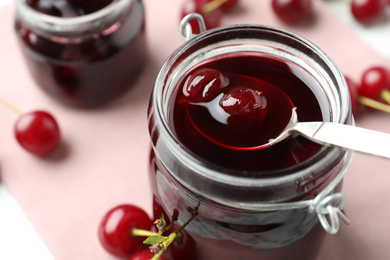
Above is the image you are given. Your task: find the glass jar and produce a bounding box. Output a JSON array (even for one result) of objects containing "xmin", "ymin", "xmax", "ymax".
[
  {"xmin": 14, "ymin": 0, "xmax": 146, "ymax": 107},
  {"xmin": 148, "ymin": 17, "xmax": 353, "ymax": 260}
]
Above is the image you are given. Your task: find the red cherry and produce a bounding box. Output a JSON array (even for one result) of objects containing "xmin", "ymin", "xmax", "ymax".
[
  {"xmin": 272, "ymin": 0, "xmax": 313, "ymax": 24},
  {"xmin": 128, "ymin": 250, "xmax": 169, "ymax": 260},
  {"xmin": 359, "ymin": 66, "xmax": 390, "ymax": 101},
  {"xmin": 180, "ymin": 0, "xmax": 223, "ymax": 34},
  {"xmin": 344, "ymin": 76, "xmax": 362, "ymax": 116},
  {"xmin": 14, "ymin": 110, "xmax": 61, "ymax": 155},
  {"xmin": 219, "ymin": 86, "xmax": 269, "ymax": 130},
  {"xmin": 351, "ymin": 0, "xmax": 387, "ymax": 24},
  {"xmin": 181, "ymin": 68, "xmax": 229, "ymax": 103},
  {"xmin": 98, "ymin": 204, "xmax": 152, "ymax": 258},
  {"xmin": 169, "ymin": 224, "xmax": 196, "ymax": 260}
]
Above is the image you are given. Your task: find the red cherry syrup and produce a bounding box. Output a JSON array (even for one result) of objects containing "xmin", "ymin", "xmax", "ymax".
[
  {"xmin": 15, "ymin": 0, "xmax": 146, "ymax": 106},
  {"xmin": 171, "ymin": 53, "xmax": 325, "ymax": 172}
]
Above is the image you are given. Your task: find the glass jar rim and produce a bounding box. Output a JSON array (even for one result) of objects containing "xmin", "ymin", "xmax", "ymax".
[
  {"xmin": 152, "ymin": 23, "xmax": 352, "ymax": 203},
  {"xmin": 14, "ymin": 0, "xmax": 134, "ymax": 31}
]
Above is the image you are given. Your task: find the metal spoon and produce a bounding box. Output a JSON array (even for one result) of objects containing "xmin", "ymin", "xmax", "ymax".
[{"xmin": 266, "ymin": 108, "xmax": 390, "ymax": 159}]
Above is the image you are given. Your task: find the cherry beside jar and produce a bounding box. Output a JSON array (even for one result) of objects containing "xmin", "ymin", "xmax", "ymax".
[
  {"xmin": 14, "ymin": 0, "xmax": 146, "ymax": 107},
  {"xmin": 148, "ymin": 17, "xmax": 353, "ymax": 260}
]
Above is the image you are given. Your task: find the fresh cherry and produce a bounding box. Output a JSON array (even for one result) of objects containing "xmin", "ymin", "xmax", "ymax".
[
  {"xmin": 271, "ymin": 0, "xmax": 313, "ymax": 24},
  {"xmin": 219, "ymin": 86, "xmax": 269, "ymax": 130},
  {"xmin": 359, "ymin": 66, "xmax": 390, "ymax": 102},
  {"xmin": 128, "ymin": 250, "xmax": 169, "ymax": 260},
  {"xmin": 98, "ymin": 204, "xmax": 152, "ymax": 258},
  {"xmin": 350, "ymin": 0, "xmax": 387, "ymax": 24},
  {"xmin": 344, "ymin": 76, "xmax": 362, "ymax": 116},
  {"xmin": 14, "ymin": 110, "xmax": 61, "ymax": 155},
  {"xmin": 181, "ymin": 68, "xmax": 229, "ymax": 103},
  {"xmin": 169, "ymin": 223, "xmax": 196, "ymax": 260},
  {"xmin": 180, "ymin": 0, "xmax": 224, "ymax": 34}
]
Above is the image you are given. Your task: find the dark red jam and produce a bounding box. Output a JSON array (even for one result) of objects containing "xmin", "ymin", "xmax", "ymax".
[
  {"xmin": 171, "ymin": 53, "xmax": 326, "ymax": 173},
  {"xmin": 14, "ymin": 0, "xmax": 146, "ymax": 106}
]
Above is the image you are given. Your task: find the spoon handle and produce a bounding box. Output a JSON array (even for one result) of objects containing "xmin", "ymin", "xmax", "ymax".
[{"xmin": 294, "ymin": 122, "xmax": 390, "ymax": 159}]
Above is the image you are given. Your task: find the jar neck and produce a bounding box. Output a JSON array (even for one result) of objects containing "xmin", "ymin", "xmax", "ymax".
[
  {"xmin": 150, "ymin": 24, "xmax": 352, "ymax": 206},
  {"xmin": 14, "ymin": 0, "xmax": 134, "ymax": 33}
]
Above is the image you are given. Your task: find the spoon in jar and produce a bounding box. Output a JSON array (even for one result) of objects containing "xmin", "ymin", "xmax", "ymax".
[
  {"xmin": 265, "ymin": 107, "xmax": 390, "ymax": 159},
  {"xmin": 188, "ymin": 106, "xmax": 390, "ymax": 159}
]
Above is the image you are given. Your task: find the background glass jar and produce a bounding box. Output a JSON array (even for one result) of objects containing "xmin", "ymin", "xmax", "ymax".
[
  {"xmin": 14, "ymin": 0, "xmax": 146, "ymax": 107},
  {"xmin": 148, "ymin": 23, "xmax": 353, "ymax": 260}
]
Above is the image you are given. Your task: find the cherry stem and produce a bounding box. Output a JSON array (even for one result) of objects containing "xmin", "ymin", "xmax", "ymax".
[
  {"xmin": 173, "ymin": 201, "xmax": 200, "ymax": 235},
  {"xmin": 149, "ymin": 201, "xmax": 200, "ymax": 260},
  {"xmin": 203, "ymin": 0, "xmax": 228, "ymax": 14},
  {"xmin": 380, "ymin": 89, "xmax": 390, "ymax": 104},
  {"xmin": 358, "ymin": 96, "xmax": 390, "ymax": 113},
  {"xmin": 131, "ymin": 228, "xmax": 160, "ymax": 238},
  {"xmin": 158, "ymin": 210, "xmax": 178, "ymax": 235},
  {"xmin": 0, "ymin": 97, "xmax": 23, "ymax": 116}
]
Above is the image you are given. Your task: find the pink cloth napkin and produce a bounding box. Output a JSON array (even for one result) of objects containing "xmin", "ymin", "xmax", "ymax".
[{"xmin": 0, "ymin": 1, "xmax": 389, "ymax": 259}]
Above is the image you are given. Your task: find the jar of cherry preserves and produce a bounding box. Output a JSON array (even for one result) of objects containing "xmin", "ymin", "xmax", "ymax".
[
  {"xmin": 148, "ymin": 15, "xmax": 353, "ymax": 260},
  {"xmin": 14, "ymin": 0, "xmax": 146, "ymax": 107}
]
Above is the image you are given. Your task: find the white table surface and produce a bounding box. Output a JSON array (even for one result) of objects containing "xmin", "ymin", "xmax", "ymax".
[{"xmin": 1, "ymin": 1, "xmax": 390, "ymax": 260}]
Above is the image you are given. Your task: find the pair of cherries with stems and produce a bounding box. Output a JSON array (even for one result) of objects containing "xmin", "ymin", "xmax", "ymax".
[
  {"xmin": 0, "ymin": 98, "xmax": 60, "ymax": 156},
  {"xmin": 345, "ymin": 66, "xmax": 390, "ymax": 117},
  {"xmin": 272, "ymin": 0, "xmax": 390, "ymax": 25},
  {"xmin": 98, "ymin": 202, "xmax": 200, "ymax": 260}
]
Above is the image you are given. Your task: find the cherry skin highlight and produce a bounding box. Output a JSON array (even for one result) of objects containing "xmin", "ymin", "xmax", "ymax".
[
  {"xmin": 182, "ymin": 68, "xmax": 229, "ymax": 103},
  {"xmin": 98, "ymin": 204, "xmax": 152, "ymax": 258},
  {"xmin": 272, "ymin": 0, "xmax": 313, "ymax": 24},
  {"xmin": 14, "ymin": 110, "xmax": 61, "ymax": 155},
  {"xmin": 351, "ymin": 0, "xmax": 387, "ymax": 24},
  {"xmin": 128, "ymin": 250, "xmax": 169, "ymax": 260},
  {"xmin": 360, "ymin": 66, "xmax": 390, "ymax": 101}
]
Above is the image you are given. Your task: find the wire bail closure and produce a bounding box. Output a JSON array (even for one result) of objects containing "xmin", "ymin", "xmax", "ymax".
[
  {"xmin": 180, "ymin": 13, "xmax": 207, "ymax": 40},
  {"xmin": 177, "ymin": 15, "xmax": 353, "ymax": 235},
  {"xmin": 309, "ymin": 192, "xmax": 351, "ymax": 234}
]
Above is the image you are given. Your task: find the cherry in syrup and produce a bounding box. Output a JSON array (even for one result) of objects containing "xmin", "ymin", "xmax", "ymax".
[
  {"xmin": 180, "ymin": 70, "xmax": 294, "ymax": 149},
  {"xmin": 220, "ymin": 86, "xmax": 269, "ymax": 131},
  {"xmin": 173, "ymin": 54, "xmax": 324, "ymax": 172}
]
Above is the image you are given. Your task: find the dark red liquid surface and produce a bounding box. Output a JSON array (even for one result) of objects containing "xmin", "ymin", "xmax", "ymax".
[
  {"xmin": 172, "ymin": 53, "xmax": 326, "ymax": 172},
  {"xmin": 15, "ymin": 0, "xmax": 146, "ymax": 106}
]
